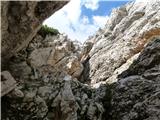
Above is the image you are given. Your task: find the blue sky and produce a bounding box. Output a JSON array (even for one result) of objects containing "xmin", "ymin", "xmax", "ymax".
[{"xmin": 43, "ymin": 0, "xmax": 134, "ymax": 43}]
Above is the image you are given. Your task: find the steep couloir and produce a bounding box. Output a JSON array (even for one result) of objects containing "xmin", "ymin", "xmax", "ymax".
[{"xmin": 1, "ymin": 0, "xmax": 160, "ymax": 120}]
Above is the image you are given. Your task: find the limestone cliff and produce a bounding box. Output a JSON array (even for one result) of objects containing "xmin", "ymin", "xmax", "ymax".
[
  {"xmin": 110, "ymin": 38, "xmax": 160, "ymax": 120},
  {"xmin": 81, "ymin": 0, "xmax": 160, "ymax": 85},
  {"xmin": 1, "ymin": 1, "xmax": 160, "ymax": 120}
]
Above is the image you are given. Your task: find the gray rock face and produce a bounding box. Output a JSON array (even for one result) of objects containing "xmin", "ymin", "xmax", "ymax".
[
  {"xmin": 1, "ymin": 1, "xmax": 68, "ymax": 66},
  {"xmin": 81, "ymin": 0, "xmax": 160, "ymax": 84},
  {"xmin": 110, "ymin": 38, "xmax": 160, "ymax": 120},
  {"xmin": 28, "ymin": 34, "xmax": 84, "ymax": 78},
  {"xmin": 1, "ymin": 30, "xmax": 106, "ymax": 120},
  {"xmin": 1, "ymin": 71, "xmax": 17, "ymax": 97},
  {"xmin": 1, "ymin": 65, "xmax": 109, "ymax": 120},
  {"xmin": 1, "ymin": 0, "xmax": 160, "ymax": 120}
]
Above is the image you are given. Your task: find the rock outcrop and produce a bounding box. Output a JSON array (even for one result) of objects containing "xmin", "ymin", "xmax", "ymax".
[
  {"xmin": 28, "ymin": 33, "xmax": 83, "ymax": 78},
  {"xmin": 81, "ymin": 0, "xmax": 160, "ymax": 84},
  {"xmin": 1, "ymin": 71, "xmax": 17, "ymax": 97},
  {"xmin": 1, "ymin": 0, "xmax": 160, "ymax": 120},
  {"xmin": 110, "ymin": 38, "xmax": 160, "ymax": 120},
  {"xmin": 1, "ymin": 65, "xmax": 109, "ymax": 120},
  {"xmin": 1, "ymin": 1, "xmax": 68, "ymax": 66},
  {"xmin": 2, "ymin": 28, "xmax": 107, "ymax": 119}
]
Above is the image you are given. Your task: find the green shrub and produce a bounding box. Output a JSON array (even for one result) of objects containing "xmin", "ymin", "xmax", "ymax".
[{"xmin": 38, "ymin": 25, "xmax": 59, "ymax": 37}]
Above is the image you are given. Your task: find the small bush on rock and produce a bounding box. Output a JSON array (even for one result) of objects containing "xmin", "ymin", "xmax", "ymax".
[{"xmin": 38, "ymin": 25, "xmax": 59, "ymax": 38}]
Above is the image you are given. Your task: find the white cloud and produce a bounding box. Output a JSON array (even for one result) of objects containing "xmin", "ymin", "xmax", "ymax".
[
  {"xmin": 43, "ymin": 0, "xmax": 107, "ymax": 43},
  {"xmin": 81, "ymin": 16, "xmax": 89, "ymax": 24},
  {"xmin": 63, "ymin": 0, "xmax": 81, "ymax": 24},
  {"xmin": 93, "ymin": 16, "xmax": 108, "ymax": 27},
  {"xmin": 135, "ymin": 0, "xmax": 158, "ymax": 3},
  {"xmin": 135, "ymin": 0, "xmax": 148, "ymax": 2},
  {"xmin": 83, "ymin": 0, "xmax": 100, "ymax": 11}
]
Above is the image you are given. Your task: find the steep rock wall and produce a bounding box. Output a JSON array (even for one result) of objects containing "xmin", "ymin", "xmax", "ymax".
[
  {"xmin": 81, "ymin": 0, "xmax": 160, "ymax": 84},
  {"xmin": 110, "ymin": 38, "xmax": 160, "ymax": 120}
]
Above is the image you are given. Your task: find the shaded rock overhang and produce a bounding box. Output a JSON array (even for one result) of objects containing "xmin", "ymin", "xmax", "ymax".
[{"xmin": 1, "ymin": 1, "xmax": 69, "ymax": 66}]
